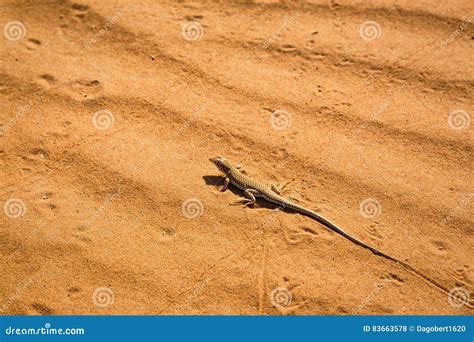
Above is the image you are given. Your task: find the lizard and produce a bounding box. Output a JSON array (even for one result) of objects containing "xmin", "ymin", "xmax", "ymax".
[{"xmin": 209, "ymin": 155, "xmax": 469, "ymax": 305}]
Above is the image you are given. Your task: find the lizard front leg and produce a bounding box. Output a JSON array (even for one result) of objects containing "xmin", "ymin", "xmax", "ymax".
[
  {"xmin": 220, "ymin": 177, "xmax": 230, "ymax": 192},
  {"xmin": 215, "ymin": 176, "xmax": 230, "ymax": 192}
]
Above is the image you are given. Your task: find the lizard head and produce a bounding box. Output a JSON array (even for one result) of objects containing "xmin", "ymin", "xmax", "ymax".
[{"xmin": 209, "ymin": 156, "xmax": 233, "ymax": 173}]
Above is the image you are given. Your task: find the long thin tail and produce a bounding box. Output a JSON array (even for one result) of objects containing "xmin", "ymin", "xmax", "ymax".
[{"xmin": 285, "ymin": 201, "xmax": 472, "ymax": 309}]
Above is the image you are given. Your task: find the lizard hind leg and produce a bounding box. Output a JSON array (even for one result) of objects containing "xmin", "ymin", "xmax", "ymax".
[
  {"xmin": 229, "ymin": 198, "xmax": 253, "ymax": 206},
  {"xmin": 229, "ymin": 189, "xmax": 258, "ymax": 206}
]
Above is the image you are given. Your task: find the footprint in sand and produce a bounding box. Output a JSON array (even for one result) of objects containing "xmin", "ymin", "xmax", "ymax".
[
  {"xmin": 36, "ymin": 74, "xmax": 57, "ymax": 89},
  {"xmin": 36, "ymin": 74, "xmax": 103, "ymax": 100},
  {"xmin": 269, "ymin": 277, "xmax": 307, "ymax": 314},
  {"xmin": 31, "ymin": 190, "xmax": 58, "ymax": 220},
  {"xmin": 71, "ymin": 3, "xmax": 89, "ymax": 11},
  {"xmin": 284, "ymin": 225, "xmax": 333, "ymax": 245},
  {"xmin": 308, "ymin": 51, "xmax": 326, "ymax": 60},
  {"xmin": 368, "ymin": 305, "xmax": 395, "ymax": 314},
  {"xmin": 429, "ymin": 239, "xmax": 449, "ymax": 254},
  {"xmin": 62, "ymin": 78, "xmax": 103, "ymax": 100},
  {"xmin": 70, "ymin": 3, "xmax": 89, "ymax": 20},
  {"xmin": 279, "ymin": 44, "xmax": 297, "ymax": 53},
  {"xmin": 158, "ymin": 226, "xmax": 177, "ymax": 242},
  {"xmin": 23, "ymin": 38, "xmax": 42, "ymax": 51},
  {"xmin": 365, "ymin": 224, "xmax": 384, "ymax": 241},
  {"xmin": 27, "ymin": 147, "xmax": 48, "ymax": 161},
  {"xmin": 453, "ymin": 265, "xmax": 473, "ymax": 286},
  {"xmin": 185, "ymin": 14, "xmax": 204, "ymax": 21},
  {"xmin": 31, "ymin": 302, "xmax": 54, "ymax": 315},
  {"xmin": 380, "ymin": 273, "xmax": 405, "ymax": 287},
  {"xmin": 72, "ymin": 225, "xmax": 93, "ymax": 244},
  {"xmin": 67, "ymin": 286, "xmax": 83, "ymax": 299}
]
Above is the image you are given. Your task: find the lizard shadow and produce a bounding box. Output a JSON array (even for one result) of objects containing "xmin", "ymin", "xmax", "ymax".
[{"xmin": 203, "ymin": 175, "xmax": 276, "ymax": 209}]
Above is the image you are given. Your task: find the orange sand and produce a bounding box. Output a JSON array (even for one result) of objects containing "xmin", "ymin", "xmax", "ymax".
[{"xmin": 0, "ymin": 0, "xmax": 473, "ymax": 315}]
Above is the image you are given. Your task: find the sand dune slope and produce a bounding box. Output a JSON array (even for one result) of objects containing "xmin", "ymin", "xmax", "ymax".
[{"xmin": 1, "ymin": 0, "xmax": 473, "ymax": 314}]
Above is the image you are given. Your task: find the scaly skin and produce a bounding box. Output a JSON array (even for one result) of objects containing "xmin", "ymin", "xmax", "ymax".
[{"xmin": 209, "ymin": 156, "xmax": 466, "ymax": 306}]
